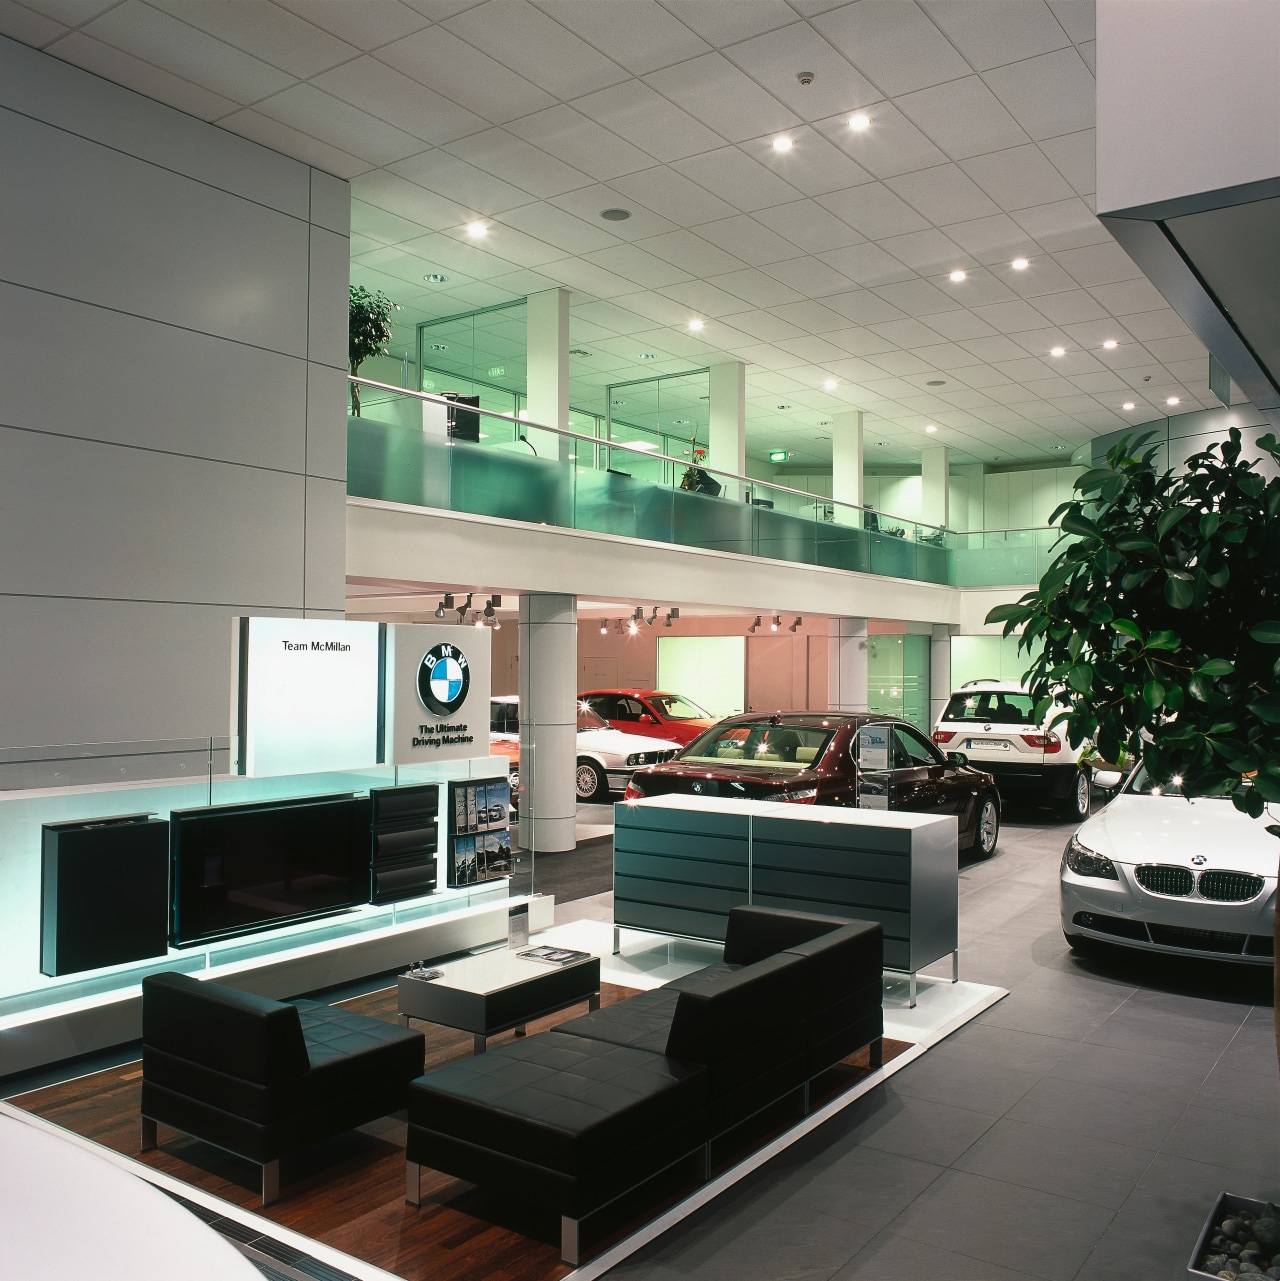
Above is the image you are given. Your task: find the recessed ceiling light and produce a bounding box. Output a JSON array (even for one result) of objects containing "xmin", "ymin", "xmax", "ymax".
[
  {"xmin": 875, "ymin": 440, "xmax": 888, "ymax": 446},
  {"xmin": 1011, "ymin": 258, "xmax": 1029, "ymax": 270},
  {"xmin": 1123, "ymin": 401, "xmax": 1135, "ymax": 410},
  {"xmin": 817, "ymin": 434, "xmax": 831, "ymax": 440},
  {"xmin": 1050, "ymin": 346, "xmax": 1066, "ymax": 357},
  {"xmin": 925, "ymin": 379, "xmax": 945, "ymax": 386},
  {"xmin": 925, "ymin": 425, "xmax": 938, "ymax": 434},
  {"xmin": 423, "ymin": 272, "xmax": 449, "ymax": 283},
  {"xmin": 569, "ymin": 348, "xmax": 592, "ymax": 356},
  {"xmin": 823, "ymin": 378, "xmax": 837, "ymax": 389},
  {"xmin": 772, "ymin": 136, "xmax": 793, "ymax": 152},
  {"xmin": 818, "ymin": 420, "xmax": 832, "ymax": 426},
  {"xmin": 611, "ymin": 399, "xmax": 625, "ymax": 406},
  {"xmin": 1166, "ymin": 396, "xmax": 1180, "ymax": 405},
  {"xmin": 688, "ymin": 319, "xmax": 704, "ymax": 331},
  {"xmin": 776, "ymin": 403, "xmax": 792, "ymax": 410},
  {"xmin": 600, "ymin": 208, "xmax": 631, "ymax": 221},
  {"xmin": 427, "ymin": 343, "xmax": 448, "ymax": 351},
  {"xmin": 673, "ymin": 418, "xmax": 690, "ymax": 425},
  {"xmin": 465, "ymin": 221, "xmax": 487, "ymax": 237},
  {"xmin": 1050, "ymin": 444, "xmax": 1068, "ymax": 453},
  {"xmin": 848, "ymin": 112, "xmax": 871, "ymax": 131},
  {"xmin": 639, "ymin": 353, "xmax": 657, "ymax": 360},
  {"xmin": 1101, "ymin": 339, "xmax": 1118, "ymax": 350},
  {"xmin": 949, "ymin": 269, "xmax": 967, "ymax": 282}
]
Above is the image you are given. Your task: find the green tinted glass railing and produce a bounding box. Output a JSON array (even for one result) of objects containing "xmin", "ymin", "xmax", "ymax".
[{"xmin": 951, "ymin": 527, "xmax": 1069, "ymax": 586}]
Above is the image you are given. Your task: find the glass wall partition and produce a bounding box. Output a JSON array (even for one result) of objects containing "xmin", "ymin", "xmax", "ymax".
[{"xmin": 866, "ymin": 634, "xmax": 931, "ymax": 731}]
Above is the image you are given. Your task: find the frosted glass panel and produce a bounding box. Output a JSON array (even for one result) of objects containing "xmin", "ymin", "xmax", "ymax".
[
  {"xmin": 949, "ymin": 634, "xmax": 1040, "ymax": 690},
  {"xmin": 657, "ymin": 636, "xmax": 745, "ymax": 719}
]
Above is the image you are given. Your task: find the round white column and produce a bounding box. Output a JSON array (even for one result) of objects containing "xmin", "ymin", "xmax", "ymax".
[
  {"xmin": 828, "ymin": 616, "xmax": 869, "ymax": 712},
  {"xmin": 518, "ymin": 592, "xmax": 578, "ymax": 853}
]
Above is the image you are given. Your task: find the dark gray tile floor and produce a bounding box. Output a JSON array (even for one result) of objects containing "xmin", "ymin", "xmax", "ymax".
[{"xmin": 603, "ymin": 808, "xmax": 1279, "ymax": 1281}]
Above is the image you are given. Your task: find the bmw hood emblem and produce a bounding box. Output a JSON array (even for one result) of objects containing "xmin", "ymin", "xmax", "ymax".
[
  {"xmin": 1191, "ymin": 854, "xmax": 1207, "ymax": 866},
  {"xmin": 692, "ymin": 781, "xmax": 703, "ymax": 794}
]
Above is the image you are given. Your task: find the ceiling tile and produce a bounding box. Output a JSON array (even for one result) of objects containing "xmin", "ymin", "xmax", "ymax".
[
  {"xmin": 498, "ymin": 202, "xmax": 624, "ymax": 253},
  {"xmin": 812, "ymin": 0, "xmax": 971, "ymax": 97},
  {"xmin": 895, "ymin": 76, "xmax": 1030, "ymax": 162},
  {"xmin": 875, "ymin": 228, "xmax": 967, "ymax": 275},
  {"xmin": 507, "ymin": 105, "xmax": 655, "ymax": 181},
  {"xmin": 959, "ymin": 143, "xmax": 1076, "ymax": 210},
  {"xmin": 0, "ymin": 1, "xmax": 69, "ymax": 46},
  {"xmin": 969, "ymin": 296, "xmax": 1055, "ymax": 335},
  {"xmin": 658, "ymin": 0, "xmax": 797, "ymax": 46},
  {"xmin": 864, "ymin": 350, "xmax": 936, "ymax": 377},
  {"xmin": 580, "ymin": 242, "xmax": 691, "ymax": 287},
  {"xmin": 1067, "ymin": 370, "xmax": 1129, "ymax": 394},
  {"xmin": 255, "ymin": 82, "xmax": 426, "ymax": 165},
  {"xmin": 921, "ymin": 309, "xmax": 999, "ymax": 341},
  {"xmin": 709, "ymin": 268, "xmax": 806, "ymax": 308},
  {"xmin": 1077, "ymin": 39, "xmax": 1096, "ymax": 75},
  {"xmin": 1145, "ymin": 335, "xmax": 1211, "ymax": 365},
  {"xmin": 816, "ymin": 182, "xmax": 929, "ymax": 239},
  {"xmin": 42, "ymin": 29, "xmax": 238, "ymax": 119},
  {"xmin": 1039, "ymin": 129, "xmax": 1095, "ymax": 196},
  {"xmin": 375, "ymin": 25, "xmax": 555, "ymax": 124},
  {"xmin": 722, "ymin": 20, "xmax": 879, "ymax": 120},
  {"xmin": 538, "ymin": 255, "xmax": 638, "ymax": 298},
  {"xmin": 673, "ymin": 146, "xmax": 801, "ymax": 212},
  {"xmin": 1061, "ymin": 318, "xmax": 1132, "ymax": 347},
  {"xmin": 920, "ymin": 0, "xmax": 1069, "ymax": 70},
  {"xmin": 871, "ymin": 278, "xmax": 964, "ymax": 318},
  {"xmin": 586, "ymin": 292, "xmax": 688, "ymax": 329},
  {"xmin": 571, "ymin": 80, "xmax": 724, "ymax": 163},
  {"xmin": 998, "ymin": 257, "xmax": 1080, "ymax": 298},
  {"xmin": 1120, "ymin": 309, "xmax": 1192, "ymax": 341},
  {"xmin": 397, "ymin": 229, "xmax": 517, "ymax": 278},
  {"xmin": 821, "ymin": 290, "xmax": 907, "ymax": 326},
  {"xmin": 442, "ymin": 0, "xmax": 629, "ymax": 98},
  {"xmin": 661, "ymin": 277, "xmax": 762, "ymax": 317},
  {"xmin": 1097, "ymin": 343, "xmax": 1157, "ymax": 371},
  {"xmin": 645, "ymin": 51, "xmax": 800, "ymax": 143},
  {"xmin": 768, "ymin": 300, "xmax": 853, "ymax": 333},
  {"xmin": 1053, "ymin": 241, "xmax": 1143, "ymax": 288},
  {"xmin": 722, "ymin": 309, "xmax": 806, "ymax": 342},
  {"xmin": 1011, "ymin": 197, "xmax": 1109, "ymax": 251},
  {"xmin": 884, "ymin": 164, "xmax": 1002, "ymax": 224},
  {"xmin": 983, "ymin": 47, "xmax": 1094, "ymax": 141},
  {"xmin": 549, "ymin": 184, "xmax": 678, "ymax": 240},
  {"xmin": 81, "ymin": 0, "xmax": 295, "ymax": 101},
  {"xmin": 813, "ymin": 102, "xmax": 949, "ymax": 180},
  {"xmin": 612, "ymin": 165, "xmax": 739, "ymax": 225},
  {"xmin": 867, "ymin": 317, "xmax": 947, "ymax": 348},
  {"xmin": 389, "ymin": 151, "xmax": 534, "ymax": 216},
  {"xmin": 762, "ymin": 255, "xmax": 860, "ymax": 297},
  {"xmin": 748, "ymin": 127, "xmax": 875, "ymax": 197},
  {"xmin": 313, "ymin": 55, "xmax": 489, "ymax": 145},
  {"xmin": 941, "ymin": 268, "xmax": 1021, "ymax": 307},
  {"xmin": 817, "ymin": 241, "xmax": 915, "ymax": 288},
  {"xmin": 351, "ymin": 197, "xmax": 436, "ymax": 243},
  {"xmin": 1030, "ymin": 288, "xmax": 1109, "ymax": 324},
  {"xmin": 220, "ymin": 105, "xmax": 370, "ymax": 177},
  {"xmin": 533, "ymin": 0, "xmax": 710, "ymax": 75},
  {"xmin": 353, "ymin": 169, "xmax": 473, "ymax": 228},
  {"xmin": 639, "ymin": 228, "xmax": 745, "ymax": 276},
  {"xmin": 272, "ymin": 0, "xmax": 430, "ymax": 50},
  {"xmin": 692, "ymin": 214, "xmax": 798, "ymax": 266},
  {"xmin": 941, "ymin": 212, "xmax": 1039, "ymax": 263},
  {"xmin": 443, "ymin": 127, "xmax": 593, "ymax": 197},
  {"xmin": 771, "ymin": 335, "xmax": 853, "ymax": 364},
  {"xmin": 752, "ymin": 200, "xmax": 865, "ymax": 254},
  {"xmin": 1047, "ymin": 0, "xmax": 1094, "ymax": 44},
  {"xmin": 911, "ymin": 342, "xmax": 986, "ymax": 370}
]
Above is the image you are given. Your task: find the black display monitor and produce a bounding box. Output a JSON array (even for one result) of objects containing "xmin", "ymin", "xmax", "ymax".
[{"xmin": 170, "ymin": 794, "xmax": 367, "ymax": 946}]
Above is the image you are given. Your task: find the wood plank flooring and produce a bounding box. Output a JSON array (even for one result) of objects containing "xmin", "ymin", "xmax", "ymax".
[{"xmin": 8, "ymin": 982, "xmax": 910, "ymax": 1281}]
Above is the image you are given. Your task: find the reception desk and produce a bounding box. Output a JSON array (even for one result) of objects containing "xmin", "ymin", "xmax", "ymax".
[{"xmin": 613, "ymin": 796, "xmax": 958, "ymax": 1002}]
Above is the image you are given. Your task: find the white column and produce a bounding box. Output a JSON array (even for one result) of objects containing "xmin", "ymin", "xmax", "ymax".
[
  {"xmin": 525, "ymin": 287, "xmax": 571, "ymax": 462},
  {"xmin": 955, "ymin": 463, "xmax": 985, "ymax": 533},
  {"xmin": 921, "ymin": 445, "xmax": 949, "ymax": 530},
  {"xmin": 708, "ymin": 360, "xmax": 746, "ymax": 496},
  {"xmin": 828, "ymin": 617, "xmax": 869, "ymax": 713},
  {"xmin": 930, "ymin": 623, "xmax": 954, "ymax": 729},
  {"xmin": 831, "ymin": 411, "xmax": 864, "ymax": 521},
  {"xmin": 518, "ymin": 592, "xmax": 578, "ymax": 854}
]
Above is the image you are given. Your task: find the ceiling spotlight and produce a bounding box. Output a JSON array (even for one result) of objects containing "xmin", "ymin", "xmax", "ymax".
[
  {"xmin": 628, "ymin": 619, "xmax": 639, "ymax": 636},
  {"xmin": 949, "ymin": 269, "xmax": 967, "ymax": 283},
  {"xmin": 1011, "ymin": 258, "xmax": 1029, "ymax": 271},
  {"xmin": 434, "ymin": 600, "xmax": 446, "ymax": 619},
  {"xmin": 770, "ymin": 615, "xmax": 781, "ymax": 632},
  {"xmin": 749, "ymin": 615, "xmax": 761, "ymax": 633},
  {"xmin": 789, "ymin": 616, "xmax": 802, "ymax": 632},
  {"xmin": 925, "ymin": 424, "xmax": 938, "ymax": 434},
  {"xmin": 464, "ymin": 221, "xmax": 488, "ymax": 237},
  {"xmin": 772, "ymin": 136, "xmax": 793, "ymax": 152},
  {"xmin": 424, "ymin": 272, "xmax": 449, "ymax": 283},
  {"xmin": 1103, "ymin": 339, "xmax": 1118, "ymax": 350},
  {"xmin": 647, "ymin": 605, "xmax": 660, "ymax": 627},
  {"xmin": 632, "ymin": 606, "xmax": 644, "ymax": 621},
  {"xmin": 1050, "ymin": 346, "xmax": 1066, "ymax": 357},
  {"xmin": 615, "ymin": 619, "xmax": 625, "ymax": 636},
  {"xmin": 1123, "ymin": 401, "xmax": 1136, "ymax": 410},
  {"xmin": 1166, "ymin": 396, "xmax": 1180, "ymax": 405},
  {"xmin": 639, "ymin": 353, "xmax": 657, "ymax": 360},
  {"xmin": 473, "ymin": 613, "xmax": 484, "ymax": 628},
  {"xmin": 688, "ymin": 319, "xmax": 704, "ymax": 332},
  {"xmin": 599, "ymin": 620, "xmax": 608, "ymax": 634},
  {"xmin": 664, "ymin": 608, "xmax": 678, "ymax": 628},
  {"xmin": 456, "ymin": 591, "xmax": 473, "ymax": 620},
  {"xmin": 824, "ymin": 378, "xmax": 838, "ymax": 390},
  {"xmin": 848, "ymin": 112, "xmax": 871, "ymax": 131},
  {"xmin": 776, "ymin": 403, "xmax": 792, "ymax": 410},
  {"xmin": 483, "ymin": 598, "xmax": 495, "ymax": 618},
  {"xmin": 600, "ymin": 208, "xmax": 631, "ymax": 221},
  {"xmin": 492, "ymin": 619, "xmax": 501, "ymax": 631},
  {"xmin": 819, "ymin": 419, "xmax": 832, "ymax": 426}
]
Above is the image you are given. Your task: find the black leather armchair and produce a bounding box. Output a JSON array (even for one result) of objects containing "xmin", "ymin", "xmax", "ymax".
[{"xmin": 140, "ymin": 972, "xmax": 423, "ymax": 1202}]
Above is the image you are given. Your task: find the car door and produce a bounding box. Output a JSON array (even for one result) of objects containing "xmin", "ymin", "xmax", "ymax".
[
  {"xmin": 890, "ymin": 724, "xmax": 950, "ymax": 817},
  {"xmin": 585, "ymin": 694, "xmax": 622, "ymax": 731}
]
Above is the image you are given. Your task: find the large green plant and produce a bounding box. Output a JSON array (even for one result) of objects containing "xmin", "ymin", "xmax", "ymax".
[
  {"xmin": 348, "ymin": 285, "xmax": 399, "ymax": 416},
  {"xmin": 987, "ymin": 427, "xmax": 1280, "ymax": 1044}
]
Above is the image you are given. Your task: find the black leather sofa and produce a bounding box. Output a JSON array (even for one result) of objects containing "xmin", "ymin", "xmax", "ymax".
[
  {"xmin": 405, "ymin": 906, "xmax": 882, "ymax": 1263},
  {"xmin": 140, "ymin": 972, "xmax": 424, "ymax": 1202}
]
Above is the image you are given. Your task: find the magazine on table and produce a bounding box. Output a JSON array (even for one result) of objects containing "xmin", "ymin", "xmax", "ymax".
[{"xmin": 518, "ymin": 945, "xmax": 592, "ymax": 967}]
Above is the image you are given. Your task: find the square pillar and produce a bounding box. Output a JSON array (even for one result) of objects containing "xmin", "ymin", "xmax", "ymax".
[
  {"xmin": 921, "ymin": 445, "xmax": 949, "ymax": 530},
  {"xmin": 708, "ymin": 361, "xmax": 746, "ymax": 495},
  {"xmin": 930, "ymin": 623, "xmax": 954, "ymax": 728},
  {"xmin": 831, "ymin": 411, "xmax": 864, "ymax": 516},
  {"xmin": 526, "ymin": 287, "xmax": 571, "ymax": 462},
  {"xmin": 828, "ymin": 617, "xmax": 869, "ymax": 713}
]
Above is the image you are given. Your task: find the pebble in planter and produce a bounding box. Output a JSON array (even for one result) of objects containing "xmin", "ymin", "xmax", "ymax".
[{"xmin": 1197, "ymin": 1203, "xmax": 1280, "ymax": 1279}]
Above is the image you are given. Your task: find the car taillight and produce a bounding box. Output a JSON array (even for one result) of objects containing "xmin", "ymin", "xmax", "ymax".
[
  {"xmin": 777, "ymin": 787, "xmax": 818, "ymax": 804},
  {"xmin": 932, "ymin": 730, "xmax": 955, "ymax": 744},
  {"xmin": 1020, "ymin": 732, "xmax": 1062, "ymax": 754},
  {"xmin": 623, "ymin": 779, "xmax": 644, "ymax": 801}
]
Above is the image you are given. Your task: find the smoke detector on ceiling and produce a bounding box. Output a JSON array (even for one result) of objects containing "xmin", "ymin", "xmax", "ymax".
[{"xmin": 796, "ymin": 71, "xmax": 815, "ymax": 86}]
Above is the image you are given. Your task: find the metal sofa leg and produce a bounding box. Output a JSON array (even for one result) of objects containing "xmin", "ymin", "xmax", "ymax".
[
  {"xmin": 140, "ymin": 1116, "xmax": 157, "ymax": 1152},
  {"xmin": 261, "ymin": 1159, "xmax": 280, "ymax": 1206},
  {"xmin": 405, "ymin": 1160, "xmax": 422, "ymax": 1207},
  {"xmin": 869, "ymin": 1036, "xmax": 883, "ymax": 1070},
  {"xmin": 560, "ymin": 1215, "xmax": 580, "ymax": 1266}
]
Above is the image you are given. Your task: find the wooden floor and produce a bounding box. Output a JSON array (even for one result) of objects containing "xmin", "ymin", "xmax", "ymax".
[{"xmin": 8, "ymin": 983, "xmax": 911, "ymax": 1281}]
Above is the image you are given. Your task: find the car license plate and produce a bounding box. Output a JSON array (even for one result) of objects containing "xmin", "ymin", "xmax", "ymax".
[{"xmin": 966, "ymin": 738, "xmax": 1010, "ymax": 750}]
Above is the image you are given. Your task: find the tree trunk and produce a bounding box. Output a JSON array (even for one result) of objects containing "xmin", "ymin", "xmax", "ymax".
[{"xmin": 350, "ymin": 362, "xmax": 361, "ymax": 416}]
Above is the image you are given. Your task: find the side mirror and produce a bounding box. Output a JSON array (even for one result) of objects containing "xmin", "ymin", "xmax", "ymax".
[
  {"xmin": 1094, "ymin": 770, "xmax": 1123, "ymax": 791},
  {"xmin": 638, "ymin": 713, "xmax": 655, "ymax": 724},
  {"xmin": 946, "ymin": 751, "xmax": 969, "ymax": 767}
]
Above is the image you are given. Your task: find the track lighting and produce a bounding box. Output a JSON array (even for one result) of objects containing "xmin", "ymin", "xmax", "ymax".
[
  {"xmin": 492, "ymin": 619, "xmax": 501, "ymax": 630},
  {"xmin": 600, "ymin": 620, "xmax": 608, "ymax": 635},
  {"xmin": 789, "ymin": 616, "xmax": 802, "ymax": 632},
  {"xmin": 473, "ymin": 612, "xmax": 483, "ymax": 628},
  {"xmin": 456, "ymin": 592, "xmax": 472, "ymax": 620},
  {"xmin": 749, "ymin": 616, "xmax": 761, "ymax": 633},
  {"xmin": 646, "ymin": 605, "xmax": 659, "ymax": 627},
  {"xmin": 628, "ymin": 619, "xmax": 639, "ymax": 636},
  {"xmin": 435, "ymin": 601, "xmax": 445, "ymax": 619},
  {"xmin": 483, "ymin": 598, "xmax": 495, "ymax": 618},
  {"xmin": 632, "ymin": 606, "xmax": 644, "ymax": 622},
  {"xmin": 770, "ymin": 615, "xmax": 781, "ymax": 631}
]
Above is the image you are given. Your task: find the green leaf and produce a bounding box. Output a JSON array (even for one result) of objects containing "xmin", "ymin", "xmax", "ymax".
[
  {"xmin": 1199, "ymin": 512, "xmax": 1220, "ymax": 539},
  {"xmin": 1252, "ymin": 775, "xmax": 1280, "ymax": 802},
  {"xmin": 1164, "ymin": 576, "xmax": 1194, "ymax": 609},
  {"xmin": 1247, "ymin": 700, "xmax": 1280, "ymax": 724},
  {"xmin": 1156, "ymin": 507, "xmax": 1190, "ymax": 540},
  {"xmin": 1249, "ymin": 621, "xmax": 1280, "ymax": 644},
  {"xmin": 1060, "ymin": 510, "xmax": 1101, "ymax": 539},
  {"xmin": 1115, "ymin": 532, "xmax": 1159, "ymax": 555},
  {"xmin": 1143, "ymin": 680, "xmax": 1165, "ymax": 711},
  {"xmin": 1112, "ymin": 619, "xmax": 1143, "ymax": 641},
  {"xmin": 1198, "ymin": 659, "xmax": 1235, "ymax": 676},
  {"xmin": 1145, "ymin": 629, "xmax": 1181, "ymax": 650},
  {"xmin": 1205, "ymin": 563, "xmax": 1230, "ymax": 589},
  {"xmin": 1066, "ymin": 665, "xmax": 1093, "ymax": 695},
  {"xmin": 1074, "ymin": 468, "xmax": 1119, "ymax": 494}
]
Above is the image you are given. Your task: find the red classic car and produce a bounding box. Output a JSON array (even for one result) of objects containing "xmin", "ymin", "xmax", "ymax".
[{"xmin": 577, "ymin": 689, "xmax": 717, "ymax": 746}]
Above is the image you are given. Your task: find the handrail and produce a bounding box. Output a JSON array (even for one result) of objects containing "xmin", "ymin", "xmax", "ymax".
[{"xmin": 348, "ymin": 375, "xmax": 948, "ymax": 537}]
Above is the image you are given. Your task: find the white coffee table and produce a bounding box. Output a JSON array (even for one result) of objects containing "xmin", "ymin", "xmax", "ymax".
[{"xmin": 397, "ymin": 947, "xmax": 601, "ymax": 1053}]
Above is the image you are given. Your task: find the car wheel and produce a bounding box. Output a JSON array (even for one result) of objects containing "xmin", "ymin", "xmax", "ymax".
[
  {"xmin": 969, "ymin": 795, "xmax": 1000, "ymax": 855},
  {"xmin": 1060, "ymin": 767, "xmax": 1091, "ymax": 821},
  {"xmin": 575, "ymin": 759, "xmax": 606, "ymax": 802}
]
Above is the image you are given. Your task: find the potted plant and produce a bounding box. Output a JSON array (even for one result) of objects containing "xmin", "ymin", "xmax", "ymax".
[{"xmin": 348, "ymin": 285, "xmax": 400, "ymax": 417}]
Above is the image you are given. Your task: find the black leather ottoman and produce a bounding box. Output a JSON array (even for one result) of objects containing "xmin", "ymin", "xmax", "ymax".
[{"xmin": 405, "ymin": 1030, "xmax": 707, "ymax": 1263}]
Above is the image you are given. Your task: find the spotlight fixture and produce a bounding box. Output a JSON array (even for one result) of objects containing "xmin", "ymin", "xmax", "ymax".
[
  {"xmin": 1050, "ymin": 346, "xmax": 1066, "ymax": 357},
  {"xmin": 646, "ymin": 606, "xmax": 660, "ymax": 627},
  {"xmin": 925, "ymin": 424, "xmax": 938, "ymax": 434},
  {"xmin": 949, "ymin": 269, "xmax": 966, "ymax": 282},
  {"xmin": 848, "ymin": 112, "xmax": 871, "ymax": 131},
  {"xmin": 423, "ymin": 273, "xmax": 449, "ymax": 283},
  {"xmin": 688, "ymin": 319, "xmax": 704, "ymax": 332},
  {"xmin": 456, "ymin": 592, "xmax": 472, "ymax": 620},
  {"xmin": 464, "ymin": 221, "xmax": 488, "ymax": 237},
  {"xmin": 639, "ymin": 353, "xmax": 657, "ymax": 361},
  {"xmin": 788, "ymin": 616, "xmax": 802, "ymax": 632},
  {"xmin": 628, "ymin": 619, "xmax": 639, "ymax": 636},
  {"xmin": 1103, "ymin": 339, "xmax": 1118, "ymax": 349},
  {"xmin": 599, "ymin": 620, "xmax": 608, "ymax": 634},
  {"xmin": 770, "ymin": 615, "xmax": 781, "ymax": 632},
  {"xmin": 632, "ymin": 606, "xmax": 644, "ymax": 622},
  {"xmin": 615, "ymin": 619, "xmax": 625, "ymax": 636},
  {"xmin": 600, "ymin": 208, "xmax": 631, "ymax": 221},
  {"xmin": 492, "ymin": 619, "xmax": 501, "ymax": 630},
  {"xmin": 1011, "ymin": 257, "xmax": 1029, "ymax": 270},
  {"xmin": 435, "ymin": 600, "xmax": 446, "ymax": 619},
  {"xmin": 473, "ymin": 612, "xmax": 484, "ymax": 628},
  {"xmin": 1123, "ymin": 401, "xmax": 1136, "ymax": 410},
  {"xmin": 483, "ymin": 598, "xmax": 495, "ymax": 619},
  {"xmin": 772, "ymin": 136, "xmax": 793, "ymax": 152},
  {"xmin": 823, "ymin": 378, "xmax": 837, "ymax": 390},
  {"xmin": 748, "ymin": 616, "xmax": 761, "ymax": 633},
  {"xmin": 1167, "ymin": 396, "xmax": 1180, "ymax": 406}
]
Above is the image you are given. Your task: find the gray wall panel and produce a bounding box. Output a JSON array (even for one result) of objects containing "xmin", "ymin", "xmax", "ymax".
[
  {"xmin": 310, "ymin": 169, "xmax": 352, "ymax": 237},
  {"xmin": 0, "ymin": 282, "xmax": 307, "ymax": 471},
  {"xmin": 307, "ymin": 363, "xmax": 348, "ymax": 481},
  {"xmin": 0, "ymin": 108, "xmax": 310, "ymax": 356},
  {"xmin": 308, "ymin": 226, "xmax": 351, "ymax": 369},
  {"xmin": 305, "ymin": 476, "xmax": 348, "ymax": 612}
]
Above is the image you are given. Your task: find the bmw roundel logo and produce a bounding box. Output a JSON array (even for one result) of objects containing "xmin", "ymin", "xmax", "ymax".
[
  {"xmin": 1191, "ymin": 854, "xmax": 1207, "ymax": 866},
  {"xmin": 417, "ymin": 643, "xmax": 470, "ymax": 716}
]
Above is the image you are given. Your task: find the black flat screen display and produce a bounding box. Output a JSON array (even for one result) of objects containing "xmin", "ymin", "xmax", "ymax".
[{"xmin": 171, "ymin": 795, "xmax": 365, "ymax": 946}]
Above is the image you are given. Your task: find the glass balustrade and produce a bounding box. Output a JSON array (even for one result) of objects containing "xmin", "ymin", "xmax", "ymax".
[{"xmin": 349, "ymin": 378, "xmax": 1064, "ymax": 588}]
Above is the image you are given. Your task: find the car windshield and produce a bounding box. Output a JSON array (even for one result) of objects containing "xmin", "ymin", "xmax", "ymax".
[
  {"xmin": 577, "ymin": 702, "xmax": 609, "ymax": 732},
  {"xmin": 649, "ymin": 693, "xmax": 710, "ymax": 720},
  {"xmin": 942, "ymin": 690, "xmax": 1039, "ymax": 725},
  {"xmin": 1125, "ymin": 764, "xmax": 1231, "ymax": 797},
  {"xmin": 681, "ymin": 722, "xmax": 833, "ymax": 770}
]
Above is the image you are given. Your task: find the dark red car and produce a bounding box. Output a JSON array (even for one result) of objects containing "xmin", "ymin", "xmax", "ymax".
[
  {"xmin": 578, "ymin": 689, "xmax": 716, "ymax": 747},
  {"xmin": 624, "ymin": 712, "xmax": 1002, "ymax": 855}
]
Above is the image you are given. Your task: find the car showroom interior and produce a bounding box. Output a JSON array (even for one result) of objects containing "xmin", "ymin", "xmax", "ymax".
[{"xmin": 2, "ymin": 3, "xmax": 1279, "ymax": 1281}]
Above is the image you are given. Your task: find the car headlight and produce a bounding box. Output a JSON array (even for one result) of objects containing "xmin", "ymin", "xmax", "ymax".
[
  {"xmin": 1063, "ymin": 834, "xmax": 1118, "ymax": 879},
  {"xmin": 627, "ymin": 753, "xmax": 645, "ymax": 766}
]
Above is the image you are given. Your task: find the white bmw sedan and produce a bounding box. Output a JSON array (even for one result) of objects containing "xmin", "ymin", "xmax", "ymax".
[{"xmin": 1061, "ymin": 765, "xmax": 1277, "ymax": 965}]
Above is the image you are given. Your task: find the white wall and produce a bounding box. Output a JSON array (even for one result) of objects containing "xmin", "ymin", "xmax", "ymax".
[
  {"xmin": 982, "ymin": 465, "xmax": 1081, "ymax": 530},
  {"xmin": 0, "ymin": 36, "xmax": 350, "ymax": 748}
]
